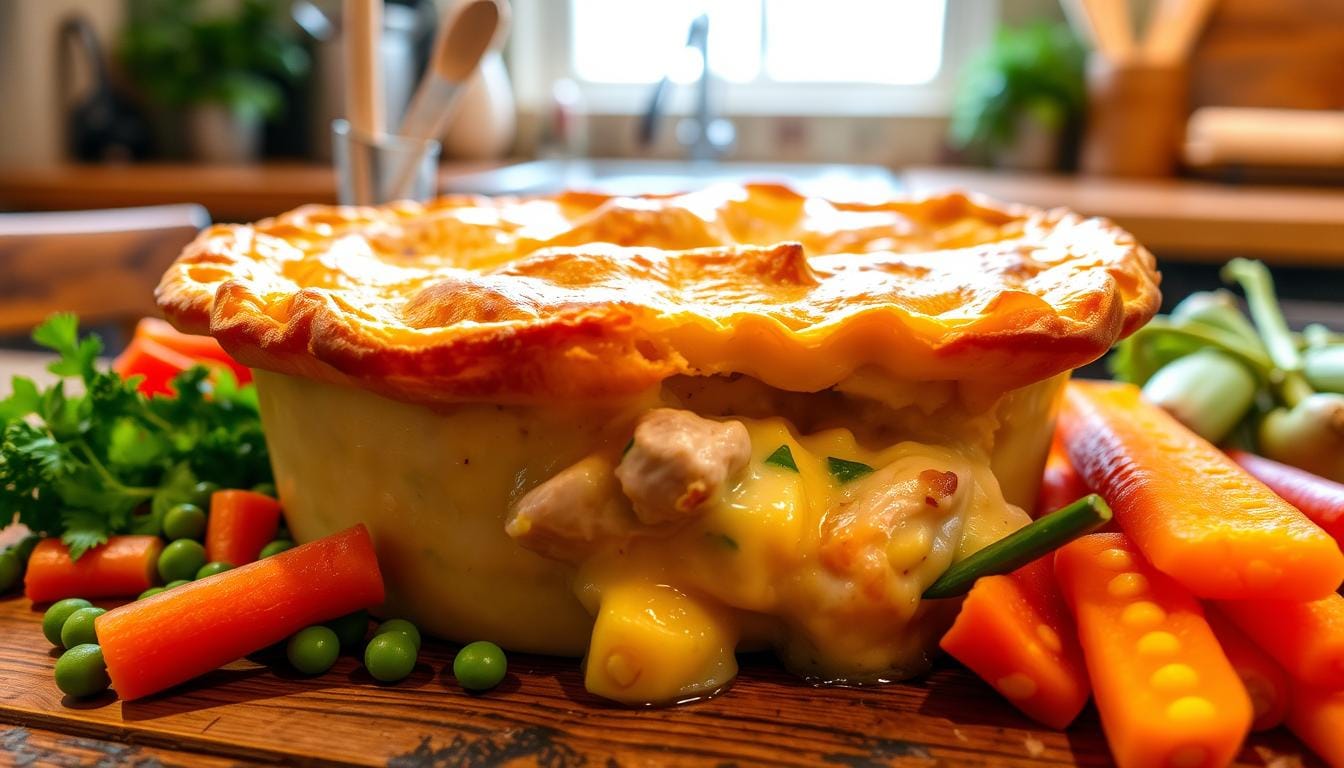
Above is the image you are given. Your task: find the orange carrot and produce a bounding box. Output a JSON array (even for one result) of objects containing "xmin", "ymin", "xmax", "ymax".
[
  {"xmin": 940, "ymin": 556, "xmax": 1089, "ymax": 729},
  {"xmin": 1228, "ymin": 449, "xmax": 1344, "ymax": 547},
  {"xmin": 1058, "ymin": 380, "xmax": 1344, "ymax": 600},
  {"xmin": 1203, "ymin": 606, "xmax": 1290, "ymax": 731},
  {"xmin": 205, "ymin": 490, "xmax": 282, "ymax": 566},
  {"xmin": 96, "ymin": 524, "xmax": 384, "ymax": 701},
  {"xmin": 1054, "ymin": 532, "xmax": 1251, "ymax": 768},
  {"xmin": 112, "ymin": 336, "xmax": 198, "ymax": 397},
  {"xmin": 1217, "ymin": 593, "xmax": 1344, "ymax": 690},
  {"xmin": 133, "ymin": 317, "xmax": 251, "ymax": 384},
  {"xmin": 24, "ymin": 536, "xmax": 163, "ymax": 603},
  {"xmin": 1036, "ymin": 435, "xmax": 1092, "ymax": 517},
  {"xmin": 1287, "ymin": 682, "xmax": 1344, "ymax": 767}
]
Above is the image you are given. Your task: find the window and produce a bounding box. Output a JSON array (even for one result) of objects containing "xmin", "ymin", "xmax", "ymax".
[{"xmin": 511, "ymin": 0, "xmax": 996, "ymax": 116}]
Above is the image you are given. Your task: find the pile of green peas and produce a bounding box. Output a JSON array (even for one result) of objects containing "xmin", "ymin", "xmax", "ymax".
[
  {"xmin": 43, "ymin": 598, "xmax": 111, "ymax": 698},
  {"xmin": 280, "ymin": 615, "xmax": 507, "ymax": 692}
]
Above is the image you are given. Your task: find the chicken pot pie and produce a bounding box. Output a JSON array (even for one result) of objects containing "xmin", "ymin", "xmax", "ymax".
[{"xmin": 157, "ymin": 183, "xmax": 1159, "ymax": 705}]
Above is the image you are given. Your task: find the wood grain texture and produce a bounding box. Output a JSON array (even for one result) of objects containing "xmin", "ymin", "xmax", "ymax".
[
  {"xmin": 0, "ymin": 723, "xmax": 256, "ymax": 767},
  {"xmin": 0, "ymin": 596, "xmax": 1320, "ymax": 767}
]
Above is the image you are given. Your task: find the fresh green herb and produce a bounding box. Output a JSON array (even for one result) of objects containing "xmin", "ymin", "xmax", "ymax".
[
  {"xmin": 0, "ymin": 314, "xmax": 272, "ymax": 559},
  {"xmin": 622, "ymin": 437, "xmax": 634, "ymax": 456},
  {"xmin": 827, "ymin": 457, "xmax": 874, "ymax": 484},
  {"xmin": 705, "ymin": 531, "xmax": 739, "ymax": 551},
  {"xmin": 763, "ymin": 444, "xmax": 798, "ymax": 472},
  {"xmin": 922, "ymin": 494, "xmax": 1112, "ymax": 600}
]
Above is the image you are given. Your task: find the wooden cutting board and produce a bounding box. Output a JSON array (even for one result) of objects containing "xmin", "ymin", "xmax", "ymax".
[{"xmin": 0, "ymin": 596, "xmax": 1320, "ymax": 767}]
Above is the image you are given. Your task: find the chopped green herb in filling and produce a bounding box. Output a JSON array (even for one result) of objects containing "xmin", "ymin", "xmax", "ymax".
[
  {"xmin": 705, "ymin": 531, "xmax": 739, "ymax": 551},
  {"xmin": 763, "ymin": 444, "xmax": 798, "ymax": 472},
  {"xmin": 827, "ymin": 457, "xmax": 874, "ymax": 484}
]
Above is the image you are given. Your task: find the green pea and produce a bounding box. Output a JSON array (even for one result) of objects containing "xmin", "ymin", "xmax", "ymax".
[
  {"xmin": 157, "ymin": 539, "xmax": 206, "ymax": 583},
  {"xmin": 364, "ymin": 633, "xmax": 416, "ymax": 683},
  {"xmin": 42, "ymin": 599, "xmax": 92, "ymax": 646},
  {"xmin": 452, "ymin": 641, "xmax": 507, "ymax": 691},
  {"xmin": 162, "ymin": 503, "xmax": 206, "ymax": 541},
  {"xmin": 60, "ymin": 606, "xmax": 106, "ymax": 649},
  {"xmin": 164, "ymin": 579, "xmax": 192, "ymax": 589},
  {"xmin": 325, "ymin": 610, "xmax": 369, "ymax": 649},
  {"xmin": 287, "ymin": 626, "xmax": 340, "ymax": 675},
  {"xmin": 54, "ymin": 644, "xmax": 110, "ymax": 698},
  {"xmin": 373, "ymin": 619, "xmax": 421, "ymax": 652},
  {"xmin": 10, "ymin": 534, "xmax": 40, "ymax": 563},
  {"xmin": 195, "ymin": 561, "xmax": 233, "ymax": 580},
  {"xmin": 0, "ymin": 550, "xmax": 19, "ymax": 594},
  {"xmin": 259, "ymin": 540, "xmax": 295, "ymax": 559},
  {"xmin": 137, "ymin": 587, "xmax": 166, "ymax": 601},
  {"xmin": 251, "ymin": 482, "xmax": 277, "ymax": 498},
  {"xmin": 191, "ymin": 480, "xmax": 221, "ymax": 509}
]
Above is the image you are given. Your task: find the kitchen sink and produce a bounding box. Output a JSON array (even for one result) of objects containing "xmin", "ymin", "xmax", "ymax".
[{"xmin": 441, "ymin": 158, "xmax": 901, "ymax": 199}]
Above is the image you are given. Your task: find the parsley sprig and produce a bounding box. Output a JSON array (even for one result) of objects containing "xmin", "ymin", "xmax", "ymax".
[{"xmin": 0, "ymin": 315, "xmax": 272, "ymax": 558}]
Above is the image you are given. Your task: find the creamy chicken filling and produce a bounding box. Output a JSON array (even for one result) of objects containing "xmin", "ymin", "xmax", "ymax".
[{"xmin": 506, "ymin": 408, "xmax": 1029, "ymax": 705}]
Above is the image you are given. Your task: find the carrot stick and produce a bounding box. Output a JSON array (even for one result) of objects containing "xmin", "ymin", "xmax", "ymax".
[
  {"xmin": 96, "ymin": 524, "xmax": 384, "ymax": 701},
  {"xmin": 1203, "ymin": 606, "xmax": 1290, "ymax": 731},
  {"xmin": 1217, "ymin": 593, "xmax": 1344, "ymax": 690},
  {"xmin": 134, "ymin": 318, "xmax": 251, "ymax": 384},
  {"xmin": 1054, "ymin": 532, "xmax": 1251, "ymax": 768},
  {"xmin": 205, "ymin": 490, "xmax": 283, "ymax": 566},
  {"xmin": 1227, "ymin": 449, "xmax": 1344, "ymax": 546},
  {"xmin": 24, "ymin": 536, "xmax": 163, "ymax": 603},
  {"xmin": 1287, "ymin": 682, "xmax": 1344, "ymax": 767},
  {"xmin": 940, "ymin": 556, "xmax": 1090, "ymax": 729},
  {"xmin": 1036, "ymin": 434, "xmax": 1092, "ymax": 517},
  {"xmin": 112, "ymin": 336, "xmax": 197, "ymax": 397},
  {"xmin": 1059, "ymin": 380, "xmax": 1344, "ymax": 600}
]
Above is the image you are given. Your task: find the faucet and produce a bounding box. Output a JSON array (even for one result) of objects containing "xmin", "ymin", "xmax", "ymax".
[{"xmin": 638, "ymin": 13, "xmax": 735, "ymax": 162}]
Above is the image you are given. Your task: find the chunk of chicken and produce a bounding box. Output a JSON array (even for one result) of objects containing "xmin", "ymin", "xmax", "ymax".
[
  {"xmin": 818, "ymin": 456, "xmax": 970, "ymax": 611},
  {"xmin": 615, "ymin": 409, "xmax": 752, "ymax": 526},
  {"xmin": 506, "ymin": 456, "xmax": 636, "ymax": 562}
]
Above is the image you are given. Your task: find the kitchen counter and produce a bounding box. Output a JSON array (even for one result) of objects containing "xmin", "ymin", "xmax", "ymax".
[
  {"xmin": 903, "ymin": 167, "xmax": 1344, "ymax": 265},
  {"xmin": 0, "ymin": 162, "xmax": 502, "ymax": 222}
]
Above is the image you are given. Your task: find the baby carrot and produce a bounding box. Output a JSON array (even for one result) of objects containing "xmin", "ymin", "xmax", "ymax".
[
  {"xmin": 96, "ymin": 524, "xmax": 384, "ymax": 700},
  {"xmin": 1217, "ymin": 593, "xmax": 1344, "ymax": 690},
  {"xmin": 24, "ymin": 536, "xmax": 163, "ymax": 603},
  {"xmin": 1055, "ymin": 532, "xmax": 1251, "ymax": 768},
  {"xmin": 1203, "ymin": 606, "xmax": 1290, "ymax": 731},
  {"xmin": 940, "ymin": 556, "xmax": 1090, "ymax": 729},
  {"xmin": 1059, "ymin": 380, "xmax": 1344, "ymax": 600},
  {"xmin": 205, "ymin": 490, "xmax": 282, "ymax": 566},
  {"xmin": 1287, "ymin": 682, "xmax": 1344, "ymax": 767}
]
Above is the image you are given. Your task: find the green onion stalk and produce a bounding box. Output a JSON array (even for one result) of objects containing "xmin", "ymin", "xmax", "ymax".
[{"xmin": 922, "ymin": 495, "xmax": 1112, "ymax": 600}]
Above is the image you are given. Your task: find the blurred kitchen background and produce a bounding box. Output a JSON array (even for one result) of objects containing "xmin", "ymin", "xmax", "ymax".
[{"xmin": 1, "ymin": 0, "xmax": 1342, "ymax": 352}]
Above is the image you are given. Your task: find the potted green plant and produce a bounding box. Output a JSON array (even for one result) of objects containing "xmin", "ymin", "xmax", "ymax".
[
  {"xmin": 119, "ymin": 0, "xmax": 309, "ymax": 163},
  {"xmin": 949, "ymin": 22, "xmax": 1085, "ymax": 171}
]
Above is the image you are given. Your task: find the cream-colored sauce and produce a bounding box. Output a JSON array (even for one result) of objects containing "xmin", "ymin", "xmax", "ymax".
[{"xmin": 255, "ymin": 370, "xmax": 1057, "ymax": 702}]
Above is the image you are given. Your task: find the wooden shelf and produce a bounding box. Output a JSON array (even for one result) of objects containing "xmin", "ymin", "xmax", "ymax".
[
  {"xmin": 0, "ymin": 162, "xmax": 501, "ymax": 223},
  {"xmin": 903, "ymin": 167, "xmax": 1344, "ymax": 265}
]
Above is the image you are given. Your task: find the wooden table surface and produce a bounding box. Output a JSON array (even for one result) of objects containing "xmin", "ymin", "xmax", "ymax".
[{"xmin": 0, "ymin": 595, "xmax": 1321, "ymax": 768}]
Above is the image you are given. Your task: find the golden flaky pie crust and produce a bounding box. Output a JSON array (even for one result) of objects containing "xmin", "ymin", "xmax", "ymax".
[{"xmin": 156, "ymin": 183, "xmax": 1160, "ymax": 405}]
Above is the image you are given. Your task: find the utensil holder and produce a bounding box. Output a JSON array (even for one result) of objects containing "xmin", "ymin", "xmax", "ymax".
[
  {"xmin": 1080, "ymin": 56, "xmax": 1188, "ymax": 177},
  {"xmin": 332, "ymin": 118, "xmax": 441, "ymax": 205}
]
